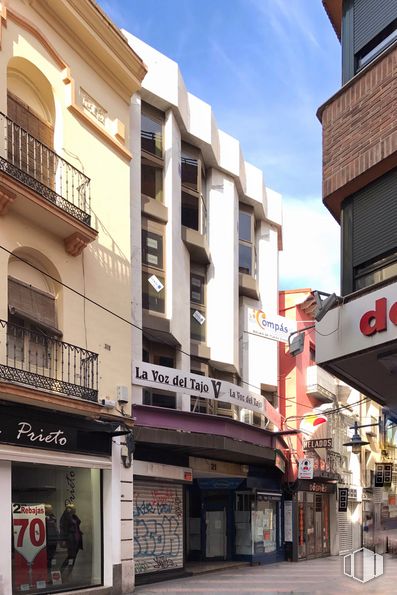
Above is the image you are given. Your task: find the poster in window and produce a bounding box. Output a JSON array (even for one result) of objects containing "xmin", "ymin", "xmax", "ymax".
[{"xmin": 12, "ymin": 503, "xmax": 48, "ymax": 591}]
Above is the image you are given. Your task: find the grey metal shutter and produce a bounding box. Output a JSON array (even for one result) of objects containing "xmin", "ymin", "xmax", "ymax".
[
  {"xmin": 134, "ymin": 481, "xmax": 184, "ymax": 575},
  {"xmin": 352, "ymin": 169, "xmax": 397, "ymax": 267},
  {"xmin": 354, "ymin": 0, "xmax": 397, "ymax": 53},
  {"xmin": 338, "ymin": 506, "xmax": 352, "ymax": 554}
]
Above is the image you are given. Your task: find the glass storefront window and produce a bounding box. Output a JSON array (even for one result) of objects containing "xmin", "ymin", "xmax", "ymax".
[
  {"xmin": 12, "ymin": 463, "xmax": 102, "ymax": 594},
  {"xmin": 252, "ymin": 494, "xmax": 278, "ymax": 554},
  {"xmin": 234, "ymin": 492, "xmax": 281, "ymax": 557}
]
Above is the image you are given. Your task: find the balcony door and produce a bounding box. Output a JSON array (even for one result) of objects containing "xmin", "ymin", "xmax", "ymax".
[{"xmin": 7, "ymin": 92, "xmax": 55, "ymax": 189}]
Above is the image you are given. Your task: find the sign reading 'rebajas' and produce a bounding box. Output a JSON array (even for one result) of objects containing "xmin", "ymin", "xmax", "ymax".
[{"xmin": 133, "ymin": 361, "xmax": 281, "ymax": 426}]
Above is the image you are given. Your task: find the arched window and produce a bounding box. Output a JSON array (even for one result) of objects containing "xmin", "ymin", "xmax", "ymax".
[{"xmin": 7, "ymin": 57, "xmax": 56, "ymax": 188}]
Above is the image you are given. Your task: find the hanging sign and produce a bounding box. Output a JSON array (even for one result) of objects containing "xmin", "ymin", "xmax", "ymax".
[
  {"xmin": 298, "ymin": 458, "xmax": 314, "ymax": 479},
  {"xmin": 247, "ymin": 309, "xmax": 296, "ymax": 344},
  {"xmin": 133, "ymin": 361, "xmax": 281, "ymax": 425},
  {"xmin": 12, "ymin": 503, "xmax": 47, "ymax": 591}
]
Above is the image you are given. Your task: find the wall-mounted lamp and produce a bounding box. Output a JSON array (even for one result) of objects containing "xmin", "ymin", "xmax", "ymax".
[
  {"xmin": 343, "ymin": 420, "xmax": 378, "ymax": 454},
  {"xmin": 312, "ymin": 290, "xmax": 342, "ymax": 322}
]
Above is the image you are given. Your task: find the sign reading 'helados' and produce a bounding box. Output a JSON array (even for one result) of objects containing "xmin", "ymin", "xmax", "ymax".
[{"xmin": 247, "ymin": 309, "xmax": 296, "ymax": 343}]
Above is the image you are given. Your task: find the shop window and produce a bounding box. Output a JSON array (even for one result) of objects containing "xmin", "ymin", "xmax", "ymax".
[
  {"xmin": 181, "ymin": 145, "xmax": 207, "ymax": 235},
  {"xmin": 141, "ymin": 220, "xmax": 165, "ymax": 314},
  {"xmin": 239, "ymin": 207, "xmax": 254, "ymax": 276},
  {"xmin": 11, "ymin": 462, "xmax": 101, "ymax": 594},
  {"xmin": 190, "ymin": 270, "xmax": 206, "ymax": 343}
]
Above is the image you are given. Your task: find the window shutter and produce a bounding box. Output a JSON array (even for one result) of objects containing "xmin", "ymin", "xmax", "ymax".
[{"xmin": 8, "ymin": 277, "xmax": 60, "ymax": 335}]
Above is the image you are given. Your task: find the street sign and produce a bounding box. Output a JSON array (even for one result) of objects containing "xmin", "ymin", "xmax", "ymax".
[
  {"xmin": 338, "ymin": 488, "xmax": 349, "ymax": 512},
  {"xmin": 375, "ymin": 463, "xmax": 385, "ymax": 487},
  {"xmin": 384, "ymin": 463, "xmax": 393, "ymax": 486}
]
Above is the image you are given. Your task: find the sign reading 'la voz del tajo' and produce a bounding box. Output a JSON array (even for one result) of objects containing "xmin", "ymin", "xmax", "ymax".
[{"xmin": 133, "ymin": 361, "xmax": 281, "ymax": 426}]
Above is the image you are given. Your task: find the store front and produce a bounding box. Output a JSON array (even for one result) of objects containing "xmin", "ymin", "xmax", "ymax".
[
  {"xmin": 292, "ymin": 480, "xmax": 336, "ymax": 561},
  {"xmin": 187, "ymin": 462, "xmax": 284, "ymax": 565},
  {"xmin": 133, "ymin": 460, "xmax": 192, "ymax": 582},
  {"xmin": 0, "ymin": 402, "xmax": 117, "ymax": 595}
]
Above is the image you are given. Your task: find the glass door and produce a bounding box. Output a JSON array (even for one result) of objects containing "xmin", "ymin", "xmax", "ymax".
[{"xmin": 306, "ymin": 493, "xmax": 316, "ymax": 557}]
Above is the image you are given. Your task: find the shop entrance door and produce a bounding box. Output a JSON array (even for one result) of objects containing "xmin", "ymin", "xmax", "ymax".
[{"xmin": 205, "ymin": 509, "xmax": 226, "ymax": 558}]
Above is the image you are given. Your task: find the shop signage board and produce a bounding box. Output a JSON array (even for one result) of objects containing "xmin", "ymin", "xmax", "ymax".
[
  {"xmin": 247, "ymin": 308, "xmax": 296, "ymax": 344},
  {"xmin": 0, "ymin": 405, "xmax": 115, "ymax": 456},
  {"xmin": 316, "ymin": 281, "xmax": 397, "ymax": 364},
  {"xmin": 297, "ymin": 480, "xmax": 336, "ymax": 494},
  {"xmin": 298, "ymin": 458, "xmax": 314, "ymax": 480},
  {"xmin": 133, "ymin": 361, "xmax": 282, "ymax": 426},
  {"xmin": 304, "ymin": 438, "xmax": 333, "ymax": 450},
  {"xmin": 12, "ymin": 503, "xmax": 47, "ymax": 591}
]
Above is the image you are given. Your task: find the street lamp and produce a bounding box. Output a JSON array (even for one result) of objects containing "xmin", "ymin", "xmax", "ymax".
[{"xmin": 343, "ymin": 420, "xmax": 378, "ymax": 454}]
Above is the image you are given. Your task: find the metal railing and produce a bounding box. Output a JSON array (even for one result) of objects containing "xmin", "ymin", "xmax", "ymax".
[
  {"xmin": 0, "ymin": 112, "xmax": 91, "ymax": 226},
  {"xmin": 0, "ymin": 319, "xmax": 98, "ymax": 402}
]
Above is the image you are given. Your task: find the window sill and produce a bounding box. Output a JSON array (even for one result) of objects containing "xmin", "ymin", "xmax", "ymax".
[
  {"xmin": 142, "ymin": 194, "xmax": 168, "ymax": 223},
  {"xmin": 239, "ymin": 272, "xmax": 259, "ymax": 300},
  {"xmin": 190, "ymin": 341, "xmax": 211, "ymax": 360},
  {"xmin": 182, "ymin": 226, "xmax": 210, "ymax": 264}
]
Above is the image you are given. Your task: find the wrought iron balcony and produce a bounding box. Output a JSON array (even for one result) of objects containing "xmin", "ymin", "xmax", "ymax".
[
  {"xmin": 0, "ymin": 319, "xmax": 98, "ymax": 402},
  {"xmin": 0, "ymin": 112, "xmax": 91, "ymax": 226}
]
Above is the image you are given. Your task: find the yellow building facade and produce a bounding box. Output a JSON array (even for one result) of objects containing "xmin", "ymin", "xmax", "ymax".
[{"xmin": 0, "ymin": 1, "xmax": 145, "ymax": 593}]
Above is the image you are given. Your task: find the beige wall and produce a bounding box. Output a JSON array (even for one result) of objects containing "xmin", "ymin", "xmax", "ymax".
[{"xmin": 0, "ymin": 1, "xmax": 134, "ymax": 405}]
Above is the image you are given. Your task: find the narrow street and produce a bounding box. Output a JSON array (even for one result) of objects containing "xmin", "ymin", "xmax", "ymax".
[{"xmin": 135, "ymin": 556, "xmax": 397, "ymax": 594}]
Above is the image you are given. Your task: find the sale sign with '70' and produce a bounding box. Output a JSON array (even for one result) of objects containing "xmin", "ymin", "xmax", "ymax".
[{"xmin": 12, "ymin": 503, "xmax": 48, "ymax": 591}]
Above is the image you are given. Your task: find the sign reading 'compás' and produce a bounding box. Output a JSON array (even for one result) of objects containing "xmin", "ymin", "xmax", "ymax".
[{"xmin": 133, "ymin": 361, "xmax": 281, "ymax": 426}]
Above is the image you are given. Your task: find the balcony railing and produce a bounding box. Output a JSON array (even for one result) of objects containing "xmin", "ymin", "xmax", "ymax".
[
  {"xmin": 0, "ymin": 319, "xmax": 98, "ymax": 402},
  {"xmin": 0, "ymin": 112, "xmax": 91, "ymax": 226}
]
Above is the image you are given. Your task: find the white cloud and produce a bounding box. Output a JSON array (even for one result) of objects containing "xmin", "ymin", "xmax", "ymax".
[{"xmin": 280, "ymin": 196, "xmax": 340, "ymax": 294}]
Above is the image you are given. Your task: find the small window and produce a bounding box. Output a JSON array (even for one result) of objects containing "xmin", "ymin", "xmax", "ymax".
[
  {"xmin": 239, "ymin": 207, "xmax": 254, "ymax": 276},
  {"xmin": 191, "ymin": 273, "xmax": 205, "ymax": 304},
  {"xmin": 190, "ymin": 270, "xmax": 206, "ymax": 342},
  {"xmin": 141, "ymin": 162, "xmax": 163, "ymax": 203},
  {"xmin": 142, "ymin": 230, "xmax": 163, "ymax": 269},
  {"xmin": 143, "ymin": 388, "xmax": 176, "ymax": 409},
  {"xmin": 142, "ymin": 271, "xmax": 165, "ymax": 313},
  {"xmin": 182, "ymin": 192, "xmax": 199, "ymax": 230},
  {"xmin": 181, "ymin": 157, "xmax": 198, "ymax": 191},
  {"xmin": 141, "ymin": 111, "xmax": 162, "ymax": 157}
]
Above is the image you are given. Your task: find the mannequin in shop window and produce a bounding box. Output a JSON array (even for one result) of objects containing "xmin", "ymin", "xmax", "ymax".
[
  {"xmin": 60, "ymin": 504, "xmax": 83, "ymax": 578},
  {"xmin": 45, "ymin": 504, "xmax": 59, "ymax": 571}
]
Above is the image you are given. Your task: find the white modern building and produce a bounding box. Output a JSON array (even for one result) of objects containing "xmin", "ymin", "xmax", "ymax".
[{"xmin": 123, "ymin": 33, "xmax": 288, "ymax": 584}]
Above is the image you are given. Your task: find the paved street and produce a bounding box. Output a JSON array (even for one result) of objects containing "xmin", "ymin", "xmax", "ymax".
[{"xmin": 134, "ymin": 555, "xmax": 397, "ymax": 594}]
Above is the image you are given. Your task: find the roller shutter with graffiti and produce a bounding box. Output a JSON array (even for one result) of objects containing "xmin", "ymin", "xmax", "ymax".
[{"xmin": 133, "ymin": 482, "xmax": 183, "ymax": 574}]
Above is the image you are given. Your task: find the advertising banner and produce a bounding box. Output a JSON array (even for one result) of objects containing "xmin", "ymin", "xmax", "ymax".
[
  {"xmin": 298, "ymin": 458, "xmax": 314, "ymax": 479},
  {"xmin": 133, "ymin": 361, "xmax": 282, "ymax": 426},
  {"xmin": 12, "ymin": 503, "xmax": 47, "ymax": 591},
  {"xmin": 247, "ymin": 309, "xmax": 296, "ymax": 344}
]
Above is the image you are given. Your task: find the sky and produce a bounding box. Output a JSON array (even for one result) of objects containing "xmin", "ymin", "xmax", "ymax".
[{"xmin": 99, "ymin": 0, "xmax": 342, "ymax": 293}]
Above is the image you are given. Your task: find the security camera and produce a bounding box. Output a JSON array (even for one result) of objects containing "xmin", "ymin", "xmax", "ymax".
[
  {"xmin": 117, "ymin": 385, "xmax": 129, "ymax": 406},
  {"xmin": 100, "ymin": 398, "xmax": 116, "ymax": 408}
]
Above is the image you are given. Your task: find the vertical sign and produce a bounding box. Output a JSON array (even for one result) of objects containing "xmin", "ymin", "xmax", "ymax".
[
  {"xmin": 12, "ymin": 504, "xmax": 47, "ymax": 591},
  {"xmin": 375, "ymin": 463, "xmax": 385, "ymax": 487},
  {"xmin": 284, "ymin": 501, "xmax": 293, "ymax": 542},
  {"xmin": 298, "ymin": 458, "xmax": 314, "ymax": 480},
  {"xmin": 384, "ymin": 463, "xmax": 393, "ymax": 487},
  {"xmin": 338, "ymin": 488, "xmax": 348, "ymax": 512}
]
